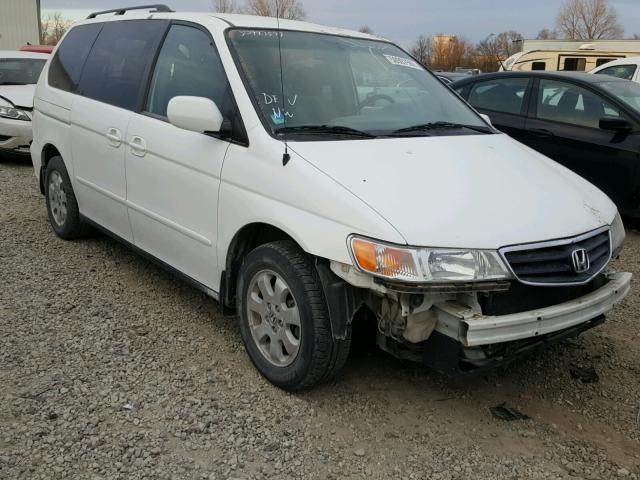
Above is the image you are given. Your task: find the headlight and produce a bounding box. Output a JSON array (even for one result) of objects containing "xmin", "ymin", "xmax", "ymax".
[
  {"xmin": 348, "ymin": 236, "xmax": 511, "ymax": 283},
  {"xmin": 610, "ymin": 212, "xmax": 625, "ymax": 258},
  {"xmin": 0, "ymin": 106, "xmax": 30, "ymax": 121}
]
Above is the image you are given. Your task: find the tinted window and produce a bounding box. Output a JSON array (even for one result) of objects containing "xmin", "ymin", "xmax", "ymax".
[
  {"xmin": 146, "ymin": 25, "xmax": 234, "ymax": 121},
  {"xmin": 48, "ymin": 23, "xmax": 102, "ymax": 92},
  {"xmin": 531, "ymin": 61, "xmax": 546, "ymax": 71},
  {"xmin": 468, "ymin": 77, "xmax": 529, "ymax": 115},
  {"xmin": 596, "ymin": 58, "xmax": 612, "ymax": 67},
  {"xmin": 78, "ymin": 20, "xmax": 167, "ymax": 111},
  {"xmin": 595, "ymin": 64, "xmax": 637, "ymax": 80},
  {"xmin": 537, "ymin": 79, "xmax": 623, "ymax": 129}
]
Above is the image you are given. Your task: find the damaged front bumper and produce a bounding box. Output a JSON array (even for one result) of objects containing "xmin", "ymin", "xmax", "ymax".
[{"xmin": 433, "ymin": 271, "xmax": 631, "ymax": 347}]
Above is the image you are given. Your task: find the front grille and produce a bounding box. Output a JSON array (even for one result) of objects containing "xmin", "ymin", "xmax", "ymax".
[{"xmin": 501, "ymin": 229, "xmax": 610, "ymax": 285}]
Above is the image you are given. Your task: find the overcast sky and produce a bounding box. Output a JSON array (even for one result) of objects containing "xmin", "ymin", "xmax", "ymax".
[{"xmin": 40, "ymin": 0, "xmax": 640, "ymax": 47}]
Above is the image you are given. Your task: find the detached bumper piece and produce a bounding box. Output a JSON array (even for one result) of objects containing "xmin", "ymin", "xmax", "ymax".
[{"xmin": 424, "ymin": 271, "xmax": 631, "ymax": 377}]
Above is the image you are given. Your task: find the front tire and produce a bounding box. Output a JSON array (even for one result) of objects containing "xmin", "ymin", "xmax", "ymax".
[
  {"xmin": 237, "ymin": 241, "xmax": 351, "ymax": 391},
  {"xmin": 44, "ymin": 156, "xmax": 90, "ymax": 239}
]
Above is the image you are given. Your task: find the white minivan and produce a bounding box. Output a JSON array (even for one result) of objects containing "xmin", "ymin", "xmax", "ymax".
[{"xmin": 31, "ymin": 6, "xmax": 631, "ymax": 391}]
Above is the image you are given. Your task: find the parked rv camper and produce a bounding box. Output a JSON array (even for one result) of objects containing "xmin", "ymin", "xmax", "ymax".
[{"xmin": 501, "ymin": 39, "xmax": 640, "ymax": 72}]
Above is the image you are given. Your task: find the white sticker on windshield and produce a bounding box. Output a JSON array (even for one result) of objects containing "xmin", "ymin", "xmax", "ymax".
[{"xmin": 383, "ymin": 54, "xmax": 421, "ymax": 70}]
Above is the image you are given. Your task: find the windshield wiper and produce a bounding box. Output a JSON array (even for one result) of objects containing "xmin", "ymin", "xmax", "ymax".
[
  {"xmin": 391, "ymin": 121, "xmax": 493, "ymax": 135},
  {"xmin": 0, "ymin": 82, "xmax": 28, "ymax": 86},
  {"xmin": 274, "ymin": 125, "xmax": 376, "ymax": 138}
]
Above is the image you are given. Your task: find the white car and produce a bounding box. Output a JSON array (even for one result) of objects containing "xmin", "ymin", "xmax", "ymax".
[
  {"xmin": 30, "ymin": 6, "xmax": 631, "ymax": 391},
  {"xmin": 0, "ymin": 51, "xmax": 48, "ymax": 155},
  {"xmin": 590, "ymin": 56, "xmax": 640, "ymax": 83}
]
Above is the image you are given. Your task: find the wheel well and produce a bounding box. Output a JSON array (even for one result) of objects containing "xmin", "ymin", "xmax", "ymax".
[
  {"xmin": 221, "ymin": 223, "xmax": 299, "ymax": 311},
  {"xmin": 39, "ymin": 144, "xmax": 61, "ymax": 194}
]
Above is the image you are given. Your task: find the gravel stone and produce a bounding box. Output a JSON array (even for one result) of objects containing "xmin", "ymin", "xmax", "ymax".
[{"xmin": 1, "ymin": 158, "xmax": 640, "ymax": 479}]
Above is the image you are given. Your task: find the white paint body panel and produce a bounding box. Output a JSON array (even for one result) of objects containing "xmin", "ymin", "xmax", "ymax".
[
  {"xmin": 290, "ymin": 134, "xmax": 617, "ymax": 248},
  {"xmin": 70, "ymin": 95, "xmax": 133, "ymax": 242}
]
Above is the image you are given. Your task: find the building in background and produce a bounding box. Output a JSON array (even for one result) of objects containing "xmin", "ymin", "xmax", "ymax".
[{"xmin": 0, "ymin": 0, "xmax": 41, "ymax": 50}]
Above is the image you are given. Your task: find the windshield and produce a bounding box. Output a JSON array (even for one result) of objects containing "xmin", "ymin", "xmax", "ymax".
[
  {"xmin": 227, "ymin": 29, "xmax": 488, "ymax": 139},
  {"xmin": 0, "ymin": 58, "xmax": 46, "ymax": 85},
  {"xmin": 599, "ymin": 80, "xmax": 640, "ymax": 112}
]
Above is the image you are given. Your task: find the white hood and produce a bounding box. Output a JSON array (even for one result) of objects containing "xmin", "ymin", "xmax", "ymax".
[
  {"xmin": 0, "ymin": 84, "xmax": 36, "ymax": 109},
  {"xmin": 290, "ymin": 133, "xmax": 617, "ymax": 249}
]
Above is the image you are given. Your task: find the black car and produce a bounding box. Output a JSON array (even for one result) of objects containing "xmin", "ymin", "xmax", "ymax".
[{"xmin": 450, "ymin": 71, "xmax": 640, "ymax": 216}]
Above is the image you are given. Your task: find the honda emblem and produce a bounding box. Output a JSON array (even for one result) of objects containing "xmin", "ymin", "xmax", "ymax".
[{"xmin": 571, "ymin": 248, "xmax": 590, "ymax": 273}]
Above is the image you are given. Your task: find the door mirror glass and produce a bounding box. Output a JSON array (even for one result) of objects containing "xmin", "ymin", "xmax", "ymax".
[
  {"xmin": 599, "ymin": 117, "xmax": 633, "ymax": 133},
  {"xmin": 167, "ymin": 96, "xmax": 224, "ymax": 134},
  {"xmin": 479, "ymin": 113, "xmax": 492, "ymax": 126}
]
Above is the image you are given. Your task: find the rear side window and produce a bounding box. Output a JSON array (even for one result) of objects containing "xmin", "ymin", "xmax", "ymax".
[
  {"xmin": 48, "ymin": 23, "xmax": 102, "ymax": 92},
  {"xmin": 468, "ymin": 77, "xmax": 529, "ymax": 115},
  {"xmin": 595, "ymin": 64, "xmax": 637, "ymax": 80},
  {"xmin": 146, "ymin": 24, "xmax": 234, "ymax": 120},
  {"xmin": 78, "ymin": 20, "xmax": 167, "ymax": 111}
]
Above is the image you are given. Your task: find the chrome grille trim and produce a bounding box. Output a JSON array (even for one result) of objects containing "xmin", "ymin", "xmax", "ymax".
[{"xmin": 499, "ymin": 226, "xmax": 611, "ymax": 287}]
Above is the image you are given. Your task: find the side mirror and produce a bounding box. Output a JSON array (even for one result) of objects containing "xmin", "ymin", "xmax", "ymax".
[
  {"xmin": 167, "ymin": 96, "xmax": 224, "ymax": 134},
  {"xmin": 480, "ymin": 113, "xmax": 492, "ymax": 126},
  {"xmin": 599, "ymin": 117, "xmax": 633, "ymax": 133}
]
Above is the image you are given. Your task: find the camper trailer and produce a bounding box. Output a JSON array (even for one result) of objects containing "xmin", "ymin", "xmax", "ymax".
[{"xmin": 501, "ymin": 39, "xmax": 640, "ymax": 72}]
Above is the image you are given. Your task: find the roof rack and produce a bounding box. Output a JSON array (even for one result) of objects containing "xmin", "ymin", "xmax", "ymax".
[{"xmin": 86, "ymin": 4, "xmax": 174, "ymax": 19}]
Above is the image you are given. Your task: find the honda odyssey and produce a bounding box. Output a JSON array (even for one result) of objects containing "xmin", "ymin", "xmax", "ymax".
[{"xmin": 30, "ymin": 6, "xmax": 631, "ymax": 391}]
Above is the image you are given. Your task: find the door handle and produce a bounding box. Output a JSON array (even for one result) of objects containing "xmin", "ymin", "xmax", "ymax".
[
  {"xmin": 106, "ymin": 127, "xmax": 122, "ymax": 147},
  {"xmin": 527, "ymin": 128, "xmax": 554, "ymax": 138},
  {"xmin": 130, "ymin": 136, "xmax": 147, "ymax": 157}
]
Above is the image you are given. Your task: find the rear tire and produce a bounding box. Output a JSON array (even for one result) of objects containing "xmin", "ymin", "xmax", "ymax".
[
  {"xmin": 44, "ymin": 156, "xmax": 90, "ymax": 239},
  {"xmin": 237, "ymin": 241, "xmax": 351, "ymax": 391}
]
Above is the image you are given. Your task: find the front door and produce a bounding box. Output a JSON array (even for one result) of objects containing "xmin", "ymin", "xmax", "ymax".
[
  {"xmin": 524, "ymin": 78, "xmax": 640, "ymax": 211},
  {"xmin": 125, "ymin": 23, "xmax": 239, "ymax": 291}
]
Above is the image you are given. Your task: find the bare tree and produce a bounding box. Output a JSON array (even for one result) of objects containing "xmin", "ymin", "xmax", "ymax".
[
  {"xmin": 410, "ymin": 35, "xmax": 432, "ymax": 67},
  {"xmin": 41, "ymin": 12, "xmax": 71, "ymax": 45},
  {"xmin": 477, "ymin": 31, "xmax": 522, "ymax": 61},
  {"xmin": 556, "ymin": 0, "xmax": 623, "ymax": 39},
  {"xmin": 537, "ymin": 28, "xmax": 558, "ymax": 40},
  {"xmin": 358, "ymin": 25, "xmax": 374, "ymax": 34},
  {"xmin": 212, "ymin": 0, "xmax": 241, "ymax": 13},
  {"xmin": 245, "ymin": 0, "xmax": 305, "ymax": 20}
]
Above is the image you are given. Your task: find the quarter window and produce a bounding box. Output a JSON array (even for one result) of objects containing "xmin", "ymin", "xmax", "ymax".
[
  {"xmin": 48, "ymin": 23, "xmax": 102, "ymax": 92},
  {"xmin": 77, "ymin": 20, "xmax": 167, "ymax": 111},
  {"xmin": 468, "ymin": 78, "xmax": 529, "ymax": 115},
  {"xmin": 146, "ymin": 24, "xmax": 234, "ymax": 121},
  {"xmin": 536, "ymin": 79, "xmax": 623, "ymax": 129},
  {"xmin": 595, "ymin": 64, "xmax": 637, "ymax": 80}
]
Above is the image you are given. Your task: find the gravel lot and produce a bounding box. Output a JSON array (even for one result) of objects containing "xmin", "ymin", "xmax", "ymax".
[{"xmin": 1, "ymin": 157, "xmax": 640, "ymax": 480}]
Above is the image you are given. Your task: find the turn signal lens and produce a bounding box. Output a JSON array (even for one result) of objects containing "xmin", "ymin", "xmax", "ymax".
[{"xmin": 350, "ymin": 237, "xmax": 419, "ymax": 281}]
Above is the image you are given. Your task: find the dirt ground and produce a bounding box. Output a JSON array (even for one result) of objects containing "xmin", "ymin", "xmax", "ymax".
[{"xmin": 1, "ymin": 156, "xmax": 639, "ymax": 479}]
